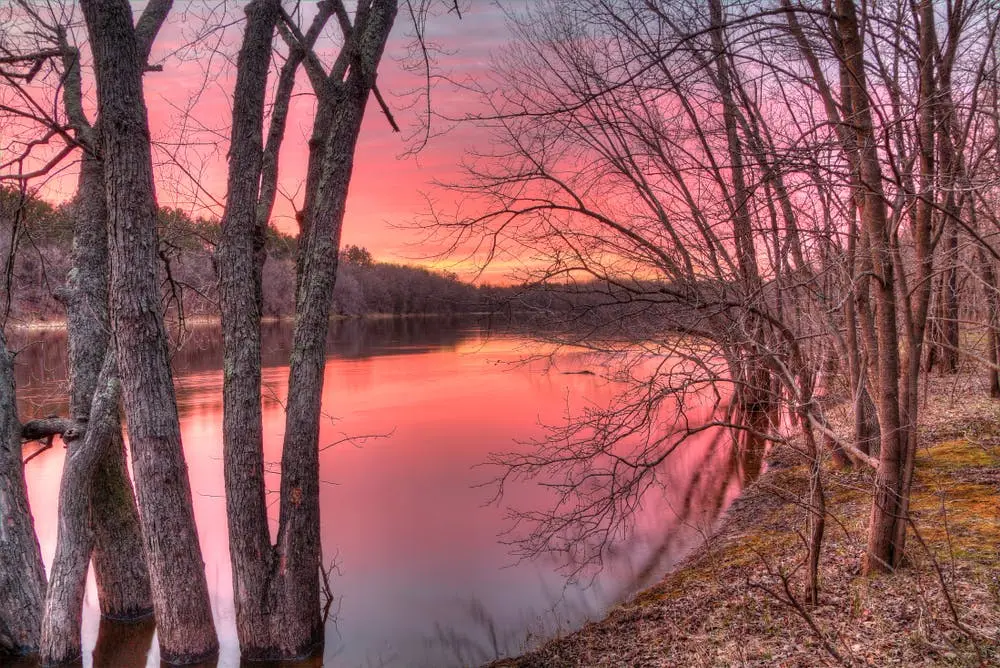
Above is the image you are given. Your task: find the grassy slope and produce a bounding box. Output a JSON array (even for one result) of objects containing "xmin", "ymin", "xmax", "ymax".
[{"xmin": 494, "ymin": 374, "xmax": 1000, "ymax": 667}]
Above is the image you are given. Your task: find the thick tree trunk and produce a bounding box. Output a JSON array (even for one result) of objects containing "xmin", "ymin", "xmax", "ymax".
[
  {"xmin": 39, "ymin": 354, "xmax": 121, "ymax": 664},
  {"xmin": 217, "ymin": 0, "xmax": 281, "ymax": 657},
  {"xmin": 272, "ymin": 2, "xmax": 398, "ymax": 654},
  {"xmin": 53, "ymin": 5, "xmax": 154, "ymax": 631},
  {"xmin": 88, "ymin": 429, "xmax": 151, "ymax": 621},
  {"xmin": 27, "ymin": 153, "xmax": 151, "ymax": 661},
  {"xmin": 0, "ymin": 331, "xmax": 47, "ymax": 656},
  {"xmin": 79, "ymin": 0, "xmax": 218, "ymax": 662},
  {"xmin": 65, "ymin": 153, "xmax": 152, "ymax": 621}
]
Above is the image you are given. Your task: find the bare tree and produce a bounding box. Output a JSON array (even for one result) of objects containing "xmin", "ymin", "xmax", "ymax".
[
  {"xmin": 19, "ymin": 1, "xmax": 176, "ymax": 660},
  {"xmin": 434, "ymin": 0, "xmax": 1000, "ymax": 598},
  {"xmin": 0, "ymin": 1, "xmax": 172, "ymax": 656},
  {"xmin": 215, "ymin": 0, "xmax": 403, "ymax": 656},
  {"xmin": 78, "ymin": 0, "xmax": 219, "ymax": 661}
]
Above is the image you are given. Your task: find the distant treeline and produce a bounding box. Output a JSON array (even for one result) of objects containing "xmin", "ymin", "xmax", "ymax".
[
  {"xmin": 0, "ymin": 186, "xmax": 681, "ymax": 326},
  {"xmin": 0, "ymin": 186, "xmax": 508, "ymax": 322}
]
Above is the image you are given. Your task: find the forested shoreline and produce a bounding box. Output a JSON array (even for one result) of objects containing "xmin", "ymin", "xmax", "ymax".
[
  {"xmin": 2, "ymin": 186, "xmax": 697, "ymax": 329},
  {"xmin": 0, "ymin": 187, "xmax": 497, "ymax": 322},
  {"xmin": 494, "ymin": 373, "xmax": 1000, "ymax": 667}
]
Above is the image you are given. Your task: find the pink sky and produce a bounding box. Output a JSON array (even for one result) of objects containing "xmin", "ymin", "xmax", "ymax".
[{"xmin": 24, "ymin": 2, "xmax": 523, "ymax": 283}]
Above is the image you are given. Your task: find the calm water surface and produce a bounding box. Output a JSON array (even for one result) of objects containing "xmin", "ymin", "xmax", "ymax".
[{"xmin": 15, "ymin": 317, "xmax": 753, "ymax": 667}]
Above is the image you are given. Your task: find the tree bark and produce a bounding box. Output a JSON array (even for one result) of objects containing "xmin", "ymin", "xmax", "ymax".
[
  {"xmin": 273, "ymin": 1, "xmax": 398, "ymax": 654},
  {"xmin": 65, "ymin": 152, "xmax": 152, "ymax": 623},
  {"xmin": 0, "ymin": 330, "xmax": 47, "ymax": 656},
  {"xmin": 217, "ymin": 0, "xmax": 281, "ymax": 657},
  {"xmin": 79, "ymin": 0, "xmax": 218, "ymax": 662},
  {"xmin": 39, "ymin": 353, "xmax": 121, "ymax": 664}
]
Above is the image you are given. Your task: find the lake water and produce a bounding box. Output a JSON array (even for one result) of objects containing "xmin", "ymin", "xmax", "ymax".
[{"xmin": 15, "ymin": 317, "xmax": 755, "ymax": 667}]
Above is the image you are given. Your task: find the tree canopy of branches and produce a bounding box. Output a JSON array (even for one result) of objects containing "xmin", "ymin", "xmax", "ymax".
[{"xmin": 439, "ymin": 0, "xmax": 1000, "ymax": 603}]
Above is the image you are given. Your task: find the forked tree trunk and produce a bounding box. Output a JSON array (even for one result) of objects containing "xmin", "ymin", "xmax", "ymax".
[
  {"xmin": 38, "ymin": 15, "xmax": 158, "ymax": 656},
  {"xmin": 69, "ymin": 155, "xmax": 151, "ymax": 623},
  {"xmin": 0, "ymin": 330, "xmax": 47, "ymax": 656},
  {"xmin": 271, "ymin": 2, "xmax": 398, "ymax": 652},
  {"xmin": 217, "ymin": 0, "xmax": 397, "ymax": 658},
  {"xmin": 38, "ymin": 152, "xmax": 153, "ymax": 664},
  {"xmin": 79, "ymin": 0, "xmax": 218, "ymax": 661}
]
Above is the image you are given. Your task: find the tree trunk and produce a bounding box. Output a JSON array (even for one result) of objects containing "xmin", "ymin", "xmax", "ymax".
[
  {"xmin": 887, "ymin": 0, "xmax": 940, "ymax": 569},
  {"xmin": 980, "ymin": 249, "xmax": 1000, "ymax": 397},
  {"xmin": 800, "ymin": 403, "xmax": 825, "ymax": 607},
  {"xmin": 272, "ymin": 2, "xmax": 398, "ymax": 654},
  {"xmin": 65, "ymin": 152, "xmax": 152, "ymax": 622},
  {"xmin": 92, "ymin": 615, "xmax": 156, "ymax": 666},
  {"xmin": 941, "ymin": 226, "xmax": 960, "ymax": 375},
  {"xmin": 0, "ymin": 330, "xmax": 47, "ymax": 656},
  {"xmin": 218, "ymin": 0, "xmax": 397, "ymax": 657},
  {"xmin": 217, "ymin": 0, "xmax": 281, "ymax": 657},
  {"xmin": 79, "ymin": 0, "xmax": 218, "ymax": 662},
  {"xmin": 834, "ymin": 0, "xmax": 907, "ymax": 574},
  {"xmin": 39, "ymin": 354, "xmax": 121, "ymax": 664}
]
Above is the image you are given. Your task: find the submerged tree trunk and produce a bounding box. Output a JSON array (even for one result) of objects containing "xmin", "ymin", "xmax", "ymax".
[
  {"xmin": 0, "ymin": 330, "xmax": 47, "ymax": 656},
  {"xmin": 60, "ymin": 153, "xmax": 151, "ymax": 625},
  {"xmin": 272, "ymin": 1, "xmax": 398, "ymax": 653},
  {"xmin": 37, "ymin": 14, "xmax": 156, "ymax": 657},
  {"xmin": 40, "ymin": 354, "xmax": 122, "ymax": 664},
  {"xmin": 217, "ymin": 0, "xmax": 397, "ymax": 657},
  {"xmin": 80, "ymin": 0, "xmax": 218, "ymax": 662},
  {"xmin": 217, "ymin": 0, "xmax": 281, "ymax": 656}
]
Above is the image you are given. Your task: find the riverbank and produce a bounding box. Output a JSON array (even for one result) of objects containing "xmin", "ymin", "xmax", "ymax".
[{"xmin": 493, "ymin": 373, "xmax": 1000, "ymax": 667}]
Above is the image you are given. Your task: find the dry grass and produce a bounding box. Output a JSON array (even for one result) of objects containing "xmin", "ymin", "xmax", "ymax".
[{"xmin": 490, "ymin": 375, "xmax": 1000, "ymax": 667}]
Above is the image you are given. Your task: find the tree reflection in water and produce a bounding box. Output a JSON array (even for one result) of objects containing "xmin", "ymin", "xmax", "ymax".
[
  {"xmin": 422, "ymin": 417, "xmax": 767, "ymax": 667},
  {"xmin": 91, "ymin": 617, "xmax": 155, "ymax": 668},
  {"xmin": 16, "ymin": 318, "xmax": 766, "ymax": 667}
]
